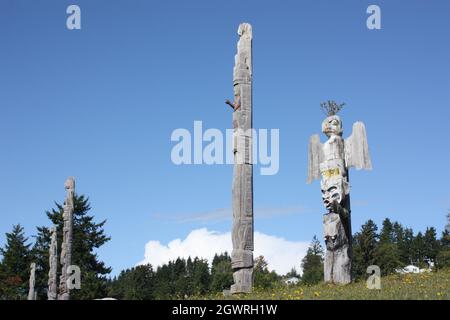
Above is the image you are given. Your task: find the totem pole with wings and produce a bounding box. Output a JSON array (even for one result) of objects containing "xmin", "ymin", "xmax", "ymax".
[{"xmin": 307, "ymin": 101, "xmax": 372, "ymax": 284}]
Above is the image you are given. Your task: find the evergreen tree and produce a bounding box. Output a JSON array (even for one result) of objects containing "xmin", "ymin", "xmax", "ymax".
[
  {"xmin": 210, "ymin": 253, "xmax": 233, "ymax": 292},
  {"xmin": 412, "ymin": 232, "xmax": 426, "ymax": 267},
  {"xmin": 446, "ymin": 213, "xmax": 450, "ymax": 233},
  {"xmin": 30, "ymin": 226, "xmax": 51, "ymax": 300},
  {"xmin": 173, "ymin": 258, "xmax": 188, "ymax": 296},
  {"xmin": 108, "ymin": 265, "xmax": 155, "ymax": 300},
  {"xmin": 392, "ymin": 222, "xmax": 404, "ymax": 244},
  {"xmin": 441, "ymin": 229, "xmax": 450, "ymax": 248},
  {"xmin": 375, "ymin": 218, "xmax": 401, "ymax": 275},
  {"xmin": 402, "ymin": 227, "xmax": 415, "ymax": 265},
  {"xmin": 437, "ymin": 230, "xmax": 450, "ymax": 268},
  {"xmin": 34, "ymin": 194, "xmax": 111, "ymax": 299},
  {"xmin": 442, "ymin": 213, "xmax": 450, "ymax": 249},
  {"xmin": 183, "ymin": 257, "xmax": 196, "ymax": 296},
  {"xmin": 107, "ymin": 271, "xmax": 125, "ymax": 299},
  {"xmin": 190, "ymin": 257, "xmax": 210, "ymax": 295},
  {"xmin": 151, "ymin": 257, "xmax": 211, "ymax": 298},
  {"xmin": 352, "ymin": 220, "xmax": 378, "ymax": 279},
  {"xmin": 437, "ymin": 214, "xmax": 450, "ymax": 268},
  {"xmin": 153, "ymin": 263, "xmax": 174, "ymax": 299},
  {"xmin": 0, "ymin": 224, "xmax": 32, "ymax": 300},
  {"xmin": 253, "ymin": 256, "xmax": 278, "ymax": 288},
  {"xmin": 285, "ymin": 267, "xmax": 300, "ymax": 279},
  {"xmin": 300, "ymin": 236, "xmax": 324, "ymax": 285},
  {"xmin": 392, "ymin": 222, "xmax": 409, "ymax": 265},
  {"xmin": 423, "ymin": 227, "xmax": 440, "ymax": 265},
  {"xmin": 379, "ymin": 218, "xmax": 394, "ymax": 244},
  {"xmin": 375, "ymin": 242, "xmax": 401, "ymax": 275}
]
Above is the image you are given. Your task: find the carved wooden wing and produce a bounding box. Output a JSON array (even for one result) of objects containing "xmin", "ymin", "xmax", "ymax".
[
  {"xmin": 345, "ymin": 122, "xmax": 372, "ymax": 170},
  {"xmin": 307, "ymin": 134, "xmax": 323, "ymax": 184}
]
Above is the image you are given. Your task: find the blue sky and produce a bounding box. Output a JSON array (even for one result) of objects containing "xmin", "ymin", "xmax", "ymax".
[{"xmin": 1, "ymin": 0, "xmax": 449, "ymax": 275}]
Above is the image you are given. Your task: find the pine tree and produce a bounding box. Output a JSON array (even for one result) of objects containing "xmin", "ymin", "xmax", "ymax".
[
  {"xmin": 154, "ymin": 263, "xmax": 173, "ymax": 299},
  {"xmin": 34, "ymin": 194, "xmax": 111, "ymax": 300},
  {"xmin": 392, "ymin": 222, "xmax": 404, "ymax": 243},
  {"xmin": 107, "ymin": 271, "xmax": 125, "ymax": 299},
  {"xmin": 108, "ymin": 265, "xmax": 155, "ymax": 300},
  {"xmin": 375, "ymin": 218, "xmax": 401, "ymax": 275},
  {"xmin": 402, "ymin": 227, "xmax": 415, "ymax": 265},
  {"xmin": 190, "ymin": 257, "xmax": 210, "ymax": 295},
  {"xmin": 0, "ymin": 224, "xmax": 32, "ymax": 300},
  {"xmin": 352, "ymin": 220, "xmax": 378, "ymax": 279},
  {"xmin": 300, "ymin": 236, "xmax": 324, "ymax": 285},
  {"xmin": 412, "ymin": 232, "xmax": 426, "ymax": 267},
  {"xmin": 437, "ymin": 213, "xmax": 450, "ymax": 268},
  {"xmin": 151, "ymin": 257, "xmax": 212, "ymax": 298},
  {"xmin": 173, "ymin": 258, "xmax": 188, "ymax": 296},
  {"xmin": 441, "ymin": 230, "xmax": 450, "ymax": 248},
  {"xmin": 379, "ymin": 218, "xmax": 394, "ymax": 244},
  {"xmin": 423, "ymin": 227, "xmax": 439, "ymax": 264},
  {"xmin": 375, "ymin": 242, "xmax": 401, "ymax": 275},
  {"xmin": 446, "ymin": 213, "xmax": 450, "ymax": 233},
  {"xmin": 210, "ymin": 253, "xmax": 233, "ymax": 292},
  {"xmin": 30, "ymin": 226, "xmax": 51, "ymax": 300},
  {"xmin": 285, "ymin": 267, "xmax": 300, "ymax": 278},
  {"xmin": 392, "ymin": 222, "xmax": 409, "ymax": 265},
  {"xmin": 253, "ymin": 255, "xmax": 278, "ymax": 288},
  {"xmin": 442, "ymin": 213, "xmax": 450, "ymax": 248},
  {"xmin": 184, "ymin": 257, "xmax": 195, "ymax": 296}
]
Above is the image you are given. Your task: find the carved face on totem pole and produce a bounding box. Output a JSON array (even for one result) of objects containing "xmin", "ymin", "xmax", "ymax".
[
  {"xmin": 320, "ymin": 114, "xmax": 346, "ymax": 213},
  {"xmin": 64, "ymin": 177, "xmax": 75, "ymax": 208},
  {"xmin": 323, "ymin": 213, "xmax": 343, "ymax": 250},
  {"xmin": 65, "ymin": 177, "xmax": 75, "ymax": 190},
  {"xmin": 321, "ymin": 179, "xmax": 344, "ymax": 212},
  {"xmin": 322, "ymin": 115, "xmax": 343, "ymax": 137}
]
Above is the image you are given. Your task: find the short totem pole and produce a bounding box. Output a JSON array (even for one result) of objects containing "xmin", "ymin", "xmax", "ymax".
[{"xmin": 58, "ymin": 177, "xmax": 75, "ymax": 300}]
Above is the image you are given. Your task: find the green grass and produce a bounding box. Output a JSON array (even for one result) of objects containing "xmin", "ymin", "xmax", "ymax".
[{"xmin": 195, "ymin": 269, "xmax": 450, "ymax": 300}]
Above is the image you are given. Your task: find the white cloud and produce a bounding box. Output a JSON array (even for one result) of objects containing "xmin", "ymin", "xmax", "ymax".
[{"xmin": 137, "ymin": 228, "xmax": 310, "ymax": 275}]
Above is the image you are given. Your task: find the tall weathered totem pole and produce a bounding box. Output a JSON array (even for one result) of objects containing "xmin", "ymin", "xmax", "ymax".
[
  {"xmin": 225, "ymin": 23, "xmax": 254, "ymax": 294},
  {"xmin": 307, "ymin": 101, "xmax": 371, "ymax": 284},
  {"xmin": 58, "ymin": 176, "xmax": 75, "ymax": 300},
  {"xmin": 27, "ymin": 262, "xmax": 36, "ymax": 300},
  {"xmin": 48, "ymin": 226, "xmax": 58, "ymax": 300}
]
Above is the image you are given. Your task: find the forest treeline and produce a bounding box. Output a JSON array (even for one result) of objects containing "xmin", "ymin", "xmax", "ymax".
[{"xmin": 1, "ymin": 193, "xmax": 449, "ymax": 299}]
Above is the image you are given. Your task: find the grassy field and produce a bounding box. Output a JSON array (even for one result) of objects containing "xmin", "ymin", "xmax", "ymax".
[{"xmin": 196, "ymin": 268, "xmax": 450, "ymax": 300}]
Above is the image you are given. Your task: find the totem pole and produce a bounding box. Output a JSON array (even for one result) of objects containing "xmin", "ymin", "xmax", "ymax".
[
  {"xmin": 225, "ymin": 23, "xmax": 254, "ymax": 294},
  {"xmin": 27, "ymin": 262, "xmax": 36, "ymax": 300},
  {"xmin": 58, "ymin": 176, "xmax": 75, "ymax": 300},
  {"xmin": 48, "ymin": 226, "xmax": 58, "ymax": 300},
  {"xmin": 307, "ymin": 101, "xmax": 371, "ymax": 284}
]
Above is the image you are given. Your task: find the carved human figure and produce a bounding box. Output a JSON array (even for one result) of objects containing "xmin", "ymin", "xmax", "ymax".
[{"xmin": 308, "ymin": 103, "xmax": 371, "ymax": 284}]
